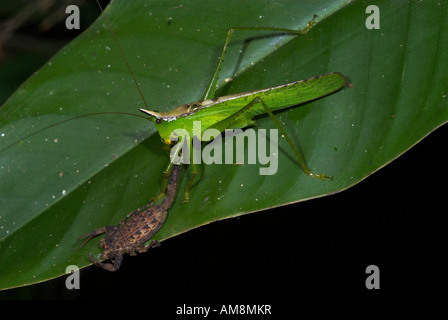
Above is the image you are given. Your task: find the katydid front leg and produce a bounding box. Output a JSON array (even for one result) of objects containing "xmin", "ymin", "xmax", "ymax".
[
  {"xmin": 152, "ymin": 133, "xmax": 198, "ymax": 204},
  {"xmin": 151, "ymin": 137, "xmax": 183, "ymax": 203}
]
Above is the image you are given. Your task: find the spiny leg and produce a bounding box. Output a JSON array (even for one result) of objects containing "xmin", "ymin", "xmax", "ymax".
[
  {"xmin": 202, "ymin": 15, "xmax": 318, "ymax": 100},
  {"xmin": 251, "ymin": 97, "xmax": 332, "ymax": 181}
]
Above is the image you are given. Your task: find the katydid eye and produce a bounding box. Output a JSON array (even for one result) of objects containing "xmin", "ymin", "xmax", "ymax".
[{"xmin": 156, "ymin": 118, "xmax": 162, "ymax": 124}]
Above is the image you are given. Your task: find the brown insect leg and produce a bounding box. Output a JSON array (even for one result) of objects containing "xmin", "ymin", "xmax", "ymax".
[
  {"xmin": 88, "ymin": 252, "xmax": 122, "ymax": 272},
  {"xmin": 77, "ymin": 227, "xmax": 107, "ymax": 249},
  {"xmin": 133, "ymin": 240, "xmax": 159, "ymax": 255},
  {"xmin": 148, "ymin": 239, "xmax": 161, "ymax": 249}
]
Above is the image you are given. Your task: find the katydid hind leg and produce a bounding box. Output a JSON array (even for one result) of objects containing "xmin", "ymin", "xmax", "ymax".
[
  {"xmin": 254, "ymin": 97, "xmax": 332, "ymax": 181},
  {"xmin": 210, "ymin": 96, "xmax": 332, "ymax": 181},
  {"xmin": 202, "ymin": 16, "xmax": 319, "ymax": 101}
]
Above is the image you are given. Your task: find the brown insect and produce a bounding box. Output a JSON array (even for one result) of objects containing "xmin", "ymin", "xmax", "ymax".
[{"xmin": 78, "ymin": 164, "xmax": 181, "ymax": 271}]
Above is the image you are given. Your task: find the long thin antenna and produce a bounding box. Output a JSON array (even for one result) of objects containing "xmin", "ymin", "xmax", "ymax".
[
  {"xmin": 1, "ymin": 112, "xmax": 149, "ymax": 153},
  {"xmin": 95, "ymin": 0, "xmax": 150, "ymax": 109}
]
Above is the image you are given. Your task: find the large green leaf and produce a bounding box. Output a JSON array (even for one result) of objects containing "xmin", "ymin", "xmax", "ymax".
[{"xmin": 0, "ymin": 0, "xmax": 447, "ymax": 290}]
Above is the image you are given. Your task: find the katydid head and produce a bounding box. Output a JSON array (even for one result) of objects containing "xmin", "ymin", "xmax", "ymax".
[
  {"xmin": 140, "ymin": 108, "xmax": 176, "ymax": 145},
  {"xmin": 140, "ymin": 103, "xmax": 193, "ymax": 145},
  {"xmin": 140, "ymin": 108, "xmax": 163, "ymax": 123}
]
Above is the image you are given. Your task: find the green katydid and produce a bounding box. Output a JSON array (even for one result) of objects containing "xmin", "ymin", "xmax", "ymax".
[
  {"xmin": 142, "ymin": 71, "xmax": 347, "ymax": 203},
  {"xmin": 97, "ymin": 5, "xmax": 349, "ymax": 203},
  {"xmin": 103, "ymin": 20, "xmax": 350, "ymax": 203}
]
